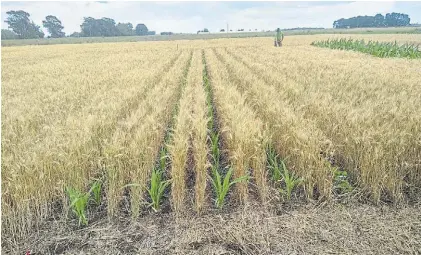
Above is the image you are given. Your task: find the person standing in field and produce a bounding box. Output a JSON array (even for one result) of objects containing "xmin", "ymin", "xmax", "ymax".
[{"xmin": 274, "ymin": 28, "xmax": 284, "ymax": 47}]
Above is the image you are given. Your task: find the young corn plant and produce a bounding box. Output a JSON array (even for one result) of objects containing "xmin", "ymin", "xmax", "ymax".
[
  {"xmin": 66, "ymin": 178, "xmax": 104, "ymax": 226},
  {"xmin": 332, "ymin": 167, "xmax": 353, "ymax": 194},
  {"xmin": 147, "ymin": 167, "xmax": 171, "ymax": 212},
  {"xmin": 209, "ymin": 132, "xmax": 249, "ymax": 208},
  {"xmin": 66, "ymin": 187, "xmax": 89, "ymax": 226},
  {"xmin": 147, "ymin": 149, "xmax": 171, "ymax": 212},
  {"xmin": 89, "ymin": 179, "xmax": 102, "ymax": 206},
  {"xmin": 210, "ymin": 165, "xmax": 249, "ymax": 209},
  {"xmin": 210, "ymin": 132, "xmax": 220, "ymax": 166},
  {"xmin": 266, "ymin": 145, "xmax": 282, "ymax": 182},
  {"xmin": 279, "ymin": 160, "xmax": 303, "ymax": 200}
]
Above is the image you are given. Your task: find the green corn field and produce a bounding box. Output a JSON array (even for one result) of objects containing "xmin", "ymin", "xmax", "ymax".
[{"xmin": 311, "ymin": 38, "xmax": 421, "ymax": 58}]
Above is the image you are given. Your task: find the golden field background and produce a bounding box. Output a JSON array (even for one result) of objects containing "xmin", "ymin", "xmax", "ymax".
[{"xmin": 2, "ymin": 34, "xmax": 421, "ymax": 240}]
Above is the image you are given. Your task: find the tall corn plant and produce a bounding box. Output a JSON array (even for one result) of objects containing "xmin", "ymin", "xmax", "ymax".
[
  {"xmin": 311, "ymin": 38, "xmax": 421, "ymax": 59},
  {"xmin": 279, "ymin": 160, "xmax": 303, "ymax": 200}
]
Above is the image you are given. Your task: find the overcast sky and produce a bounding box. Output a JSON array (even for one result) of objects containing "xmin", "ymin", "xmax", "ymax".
[{"xmin": 2, "ymin": 1, "xmax": 421, "ymax": 35}]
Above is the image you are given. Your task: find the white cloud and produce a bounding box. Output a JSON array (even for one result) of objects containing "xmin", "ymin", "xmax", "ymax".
[{"xmin": 0, "ymin": 1, "xmax": 410, "ymax": 36}]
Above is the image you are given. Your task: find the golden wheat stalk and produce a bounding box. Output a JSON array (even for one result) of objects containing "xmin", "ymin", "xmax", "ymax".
[
  {"xmin": 230, "ymin": 44, "xmax": 420, "ymax": 202},
  {"xmin": 217, "ymin": 47, "xmax": 334, "ymax": 199},
  {"xmin": 204, "ymin": 49, "xmax": 268, "ymax": 204},
  {"xmin": 2, "ymin": 44, "xmax": 179, "ymax": 237},
  {"xmin": 127, "ymin": 51, "xmax": 192, "ymax": 217},
  {"xmin": 190, "ymin": 50, "xmax": 210, "ymax": 212}
]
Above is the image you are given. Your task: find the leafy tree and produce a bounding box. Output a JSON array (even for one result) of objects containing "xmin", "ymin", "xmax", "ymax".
[
  {"xmin": 80, "ymin": 17, "xmax": 119, "ymax": 37},
  {"xmin": 100, "ymin": 17, "xmax": 119, "ymax": 36},
  {"xmin": 333, "ymin": 12, "xmax": 410, "ymax": 28},
  {"xmin": 4, "ymin": 10, "xmax": 44, "ymax": 39},
  {"xmin": 220, "ymin": 29, "xmax": 225, "ymax": 32},
  {"xmin": 78, "ymin": 18, "xmax": 151, "ymax": 37},
  {"xmin": 42, "ymin": 15, "xmax": 65, "ymax": 38},
  {"xmin": 69, "ymin": 32, "xmax": 81, "ymax": 37},
  {"xmin": 333, "ymin": 18, "xmax": 343, "ymax": 28},
  {"xmin": 374, "ymin": 14, "xmax": 385, "ymax": 27},
  {"xmin": 385, "ymin": 12, "xmax": 410, "ymax": 26},
  {"xmin": 116, "ymin": 22, "xmax": 134, "ymax": 36},
  {"xmin": 80, "ymin": 17, "xmax": 97, "ymax": 37},
  {"xmin": 135, "ymin": 23, "xmax": 148, "ymax": 35},
  {"xmin": 203, "ymin": 28, "xmax": 209, "ymax": 32},
  {"xmin": 1, "ymin": 29, "xmax": 18, "ymax": 40}
]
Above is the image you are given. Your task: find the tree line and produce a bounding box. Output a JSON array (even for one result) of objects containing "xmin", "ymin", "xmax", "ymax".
[
  {"xmin": 2, "ymin": 10, "xmax": 156, "ymax": 40},
  {"xmin": 333, "ymin": 12, "xmax": 411, "ymax": 29}
]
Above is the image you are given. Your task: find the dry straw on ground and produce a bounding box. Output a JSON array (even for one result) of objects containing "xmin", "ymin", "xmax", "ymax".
[{"xmin": 3, "ymin": 201, "xmax": 420, "ymax": 254}]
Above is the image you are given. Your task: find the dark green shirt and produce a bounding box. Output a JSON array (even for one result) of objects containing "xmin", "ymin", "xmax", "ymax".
[{"xmin": 276, "ymin": 31, "xmax": 284, "ymax": 41}]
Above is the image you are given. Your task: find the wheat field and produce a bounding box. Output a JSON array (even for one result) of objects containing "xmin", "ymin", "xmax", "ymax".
[{"xmin": 2, "ymin": 34, "xmax": 421, "ymax": 246}]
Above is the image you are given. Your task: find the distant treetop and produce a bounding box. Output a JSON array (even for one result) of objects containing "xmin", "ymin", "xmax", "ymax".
[{"xmin": 333, "ymin": 12, "xmax": 410, "ymax": 28}]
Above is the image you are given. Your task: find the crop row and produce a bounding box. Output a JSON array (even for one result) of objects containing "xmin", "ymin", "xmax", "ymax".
[
  {"xmin": 1, "ymin": 48, "xmax": 186, "ymax": 237},
  {"xmin": 224, "ymin": 46, "xmax": 421, "ymax": 202},
  {"xmin": 167, "ymin": 50, "xmax": 208, "ymax": 212},
  {"xmin": 104, "ymin": 50, "xmax": 192, "ymax": 218},
  {"xmin": 210, "ymin": 48, "xmax": 334, "ymax": 200},
  {"xmin": 204, "ymin": 49, "xmax": 268, "ymax": 204},
  {"xmin": 3, "ymin": 40, "xmax": 420, "ymax": 242},
  {"xmin": 311, "ymin": 38, "xmax": 421, "ymax": 58}
]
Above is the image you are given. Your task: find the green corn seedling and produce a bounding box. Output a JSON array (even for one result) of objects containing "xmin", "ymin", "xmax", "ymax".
[
  {"xmin": 266, "ymin": 145, "xmax": 282, "ymax": 182},
  {"xmin": 159, "ymin": 148, "xmax": 167, "ymax": 172},
  {"xmin": 143, "ymin": 148, "xmax": 171, "ymax": 212},
  {"xmin": 210, "ymin": 166, "xmax": 249, "ymax": 209},
  {"xmin": 147, "ymin": 166, "xmax": 171, "ymax": 212},
  {"xmin": 89, "ymin": 180, "xmax": 102, "ymax": 206},
  {"xmin": 279, "ymin": 160, "xmax": 303, "ymax": 200},
  {"xmin": 332, "ymin": 167, "xmax": 353, "ymax": 194},
  {"xmin": 122, "ymin": 148, "xmax": 171, "ymax": 213},
  {"xmin": 66, "ymin": 187, "xmax": 89, "ymax": 226},
  {"xmin": 210, "ymin": 132, "xmax": 220, "ymax": 166}
]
